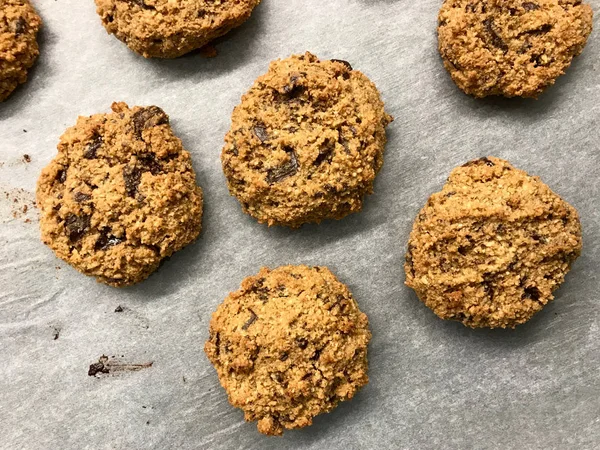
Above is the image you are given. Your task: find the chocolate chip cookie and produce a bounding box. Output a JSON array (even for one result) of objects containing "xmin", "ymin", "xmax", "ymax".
[
  {"xmin": 36, "ymin": 102, "xmax": 203, "ymax": 287},
  {"xmin": 405, "ymin": 157, "xmax": 582, "ymax": 328},
  {"xmin": 205, "ymin": 265, "xmax": 371, "ymax": 435},
  {"xmin": 438, "ymin": 1, "xmax": 593, "ymax": 98},
  {"xmin": 0, "ymin": 0, "xmax": 41, "ymax": 101},
  {"xmin": 222, "ymin": 52, "xmax": 393, "ymax": 228},
  {"xmin": 94, "ymin": 0, "xmax": 261, "ymax": 58}
]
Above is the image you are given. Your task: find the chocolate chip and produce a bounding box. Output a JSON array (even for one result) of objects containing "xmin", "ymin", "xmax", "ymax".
[
  {"xmin": 126, "ymin": 0, "xmax": 154, "ymax": 10},
  {"xmin": 337, "ymin": 129, "xmax": 351, "ymax": 154},
  {"xmin": 23, "ymin": 154, "xmax": 31, "ymax": 163},
  {"xmin": 311, "ymin": 349, "xmax": 322, "ymax": 360},
  {"xmin": 266, "ymin": 147, "xmax": 299, "ymax": 184},
  {"xmin": 12, "ymin": 17, "xmax": 26, "ymax": 35},
  {"xmin": 483, "ymin": 18, "xmax": 508, "ymax": 52},
  {"xmin": 56, "ymin": 170, "xmax": 67, "ymax": 183},
  {"xmin": 138, "ymin": 153, "xmax": 161, "ymax": 175},
  {"xmin": 64, "ymin": 214, "xmax": 90, "ymax": 242},
  {"xmin": 242, "ymin": 308, "xmax": 258, "ymax": 330},
  {"xmin": 280, "ymin": 75, "xmax": 305, "ymax": 100},
  {"xmin": 522, "ymin": 2, "xmax": 540, "ymax": 11},
  {"xmin": 523, "ymin": 286, "xmax": 541, "ymax": 302},
  {"xmin": 314, "ymin": 140, "xmax": 335, "ymax": 166},
  {"xmin": 253, "ymin": 124, "xmax": 269, "ymax": 143},
  {"xmin": 123, "ymin": 167, "xmax": 142, "ymax": 198},
  {"xmin": 132, "ymin": 106, "xmax": 169, "ymax": 139},
  {"xmin": 73, "ymin": 192, "xmax": 91, "ymax": 203},
  {"xmin": 462, "ymin": 157, "xmax": 495, "ymax": 167},
  {"xmin": 296, "ymin": 337, "xmax": 308, "ymax": 350},
  {"xmin": 279, "ymin": 352, "xmax": 288, "ymax": 361},
  {"xmin": 330, "ymin": 59, "xmax": 353, "ymax": 70},
  {"xmin": 84, "ymin": 135, "xmax": 103, "ymax": 159},
  {"xmin": 95, "ymin": 228, "xmax": 124, "ymax": 251}
]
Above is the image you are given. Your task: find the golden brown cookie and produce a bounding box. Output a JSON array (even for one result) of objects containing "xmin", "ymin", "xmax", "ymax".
[
  {"xmin": 221, "ymin": 52, "xmax": 393, "ymax": 228},
  {"xmin": 36, "ymin": 102, "xmax": 203, "ymax": 287},
  {"xmin": 438, "ymin": 0, "xmax": 593, "ymax": 98},
  {"xmin": 205, "ymin": 265, "xmax": 371, "ymax": 436},
  {"xmin": 405, "ymin": 157, "xmax": 582, "ymax": 328},
  {"xmin": 94, "ymin": 0, "xmax": 261, "ymax": 58},
  {"xmin": 0, "ymin": 0, "xmax": 41, "ymax": 101}
]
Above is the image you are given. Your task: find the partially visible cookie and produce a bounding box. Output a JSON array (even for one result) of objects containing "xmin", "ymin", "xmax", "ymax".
[
  {"xmin": 438, "ymin": 0, "xmax": 593, "ymax": 98},
  {"xmin": 205, "ymin": 265, "xmax": 371, "ymax": 436},
  {"xmin": 0, "ymin": 0, "xmax": 41, "ymax": 101},
  {"xmin": 94, "ymin": 0, "xmax": 261, "ymax": 58},
  {"xmin": 222, "ymin": 52, "xmax": 393, "ymax": 228},
  {"xmin": 405, "ymin": 157, "xmax": 582, "ymax": 328},
  {"xmin": 36, "ymin": 102, "xmax": 203, "ymax": 287}
]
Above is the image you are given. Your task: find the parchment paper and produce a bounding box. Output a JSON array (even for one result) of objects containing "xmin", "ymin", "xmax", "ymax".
[{"xmin": 1, "ymin": 1, "xmax": 599, "ymax": 449}]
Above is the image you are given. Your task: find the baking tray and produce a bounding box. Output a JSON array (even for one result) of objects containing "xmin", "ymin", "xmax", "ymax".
[{"xmin": 1, "ymin": 1, "xmax": 599, "ymax": 448}]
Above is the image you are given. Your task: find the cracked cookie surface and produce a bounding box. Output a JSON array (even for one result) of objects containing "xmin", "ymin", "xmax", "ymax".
[
  {"xmin": 438, "ymin": 0, "xmax": 593, "ymax": 98},
  {"xmin": 205, "ymin": 265, "xmax": 371, "ymax": 436},
  {"xmin": 36, "ymin": 102, "xmax": 203, "ymax": 287},
  {"xmin": 222, "ymin": 52, "xmax": 392, "ymax": 227},
  {"xmin": 94, "ymin": 0, "xmax": 261, "ymax": 58},
  {"xmin": 405, "ymin": 157, "xmax": 582, "ymax": 328},
  {"xmin": 0, "ymin": 0, "xmax": 41, "ymax": 101}
]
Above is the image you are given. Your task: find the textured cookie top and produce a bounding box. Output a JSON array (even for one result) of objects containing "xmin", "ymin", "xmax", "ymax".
[
  {"xmin": 438, "ymin": 0, "xmax": 593, "ymax": 98},
  {"xmin": 0, "ymin": 0, "xmax": 41, "ymax": 101},
  {"xmin": 36, "ymin": 102, "xmax": 203, "ymax": 287},
  {"xmin": 205, "ymin": 265, "xmax": 371, "ymax": 436},
  {"xmin": 405, "ymin": 157, "xmax": 582, "ymax": 328},
  {"xmin": 95, "ymin": 0, "xmax": 261, "ymax": 58},
  {"xmin": 222, "ymin": 52, "xmax": 392, "ymax": 227}
]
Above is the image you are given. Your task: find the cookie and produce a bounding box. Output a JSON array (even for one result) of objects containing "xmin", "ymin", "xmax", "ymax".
[
  {"xmin": 0, "ymin": 0, "xmax": 41, "ymax": 101},
  {"xmin": 36, "ymin": 102, "xmax": 203, "ymax": 287},
  {"xmin": 94, "ymin": 0, "xmax": 261, "ymax": 58},
  {"xmin": 438, "ymin": 0, "xmax": 593, "ymax": 98},
  {"xmin": 204, "ymin": 265, "xmax": 371, "ymax": 436},
  {"xmin": 221, "ymin": 52, "xmax": 393, "ymax": 228},
  {"xmin": 405, "ymin": 157, "xmax": 582, "ymax": 329}
]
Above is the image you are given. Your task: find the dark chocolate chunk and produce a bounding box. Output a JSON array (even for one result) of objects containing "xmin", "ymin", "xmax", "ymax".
[
  {"xmin": 64, "ymin": 214, "xmax": 90, "ymax": 242},
  {"xmin": 523, "ymin": 286, "xmax": 541, "ymax": 302},
  {"xmin": 522, "ymin": 2, "xmax": 540, "ymax": 11},
  {"xmin": 123, "ymin": 166, "xmax": 142, "ymax": 197},
  {"xmin": 95, "ymin": 228, "xmax": 124, "ymax": 251},
  {"xmin": 138, "ymin": 153, "xmax": 162, "ymax": 175},
  {"xmin": 281, "ymin": 75, "xmax": 305, "ymax": 100},
  {"xmin": 12, "ymin": 17, "xmax": 26, "ymax": 35},
  {"xmin": 330, "ymin": 59, "xmax": 353, "ymax": 70},
  {"xmin": 84, "ymin": 135, "xmax": 103, "ymax": 159},
  {"xmin": 253, "ymin": 124, "xmax": 269, "ymax": 143},
  {"xmin": 266, "ymin": 147, "xmax": 299, "ymax": 184},
  {"xmin": 132, "ymin": 106, "xmax": 169, "ymax": 139},
  {"xmin": 73, "ymin": 192, "xmax": 91, "ymax": 203},
  {"xmin": 56, "ymin": 170, "xmax": 67, "ymax": 183},
  {"xmin": 462, "ymin": 157, "xmax": 495, "ymax": 167},
  {"xmin": 311, "ymin": 349, "xmax": 322, "ymax": 360},
  {"xmin": 483, "ymin": 18, "xmax": 508, "ymax": 52},
  {"xmin": 242, "ymin": 308, "xmax": 258, "ymax": 330},
  {"xmin": 296, "ymin": 337, "xmax": 308, "ymax": 350},
  {"xmin": 314, "ymin": 140, "xmax": 335, "ymax": 166},
  {"xmin": 126, "ymin": 0, "xmax": 154, "ymax": 10}
]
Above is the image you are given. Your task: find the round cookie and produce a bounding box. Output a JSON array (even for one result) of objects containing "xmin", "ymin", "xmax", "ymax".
[
  {"xmin": 36, "ymin": 102, "xmax": 203, "ymax": 287},
  {"xmin": 405, "ymin": 157, "xmax": 582, "ymax": 329},
  {"xmin": 205, "ymin": 265, "xmax": 371, "ymax": 436},
  {"xmin": 221, "ymin": 52, "xmax": 393, "ymax": 228},
  {"xmin": 438, "ymin": 0, "xmax": 593, "ymax": 98},
  {"xmin": 94, "ymin": 0, "xmax": 261, "ymax": 58},
  {"xmin": 0, "ymin": 0, "xmax": 41, "ymax": 101}
]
